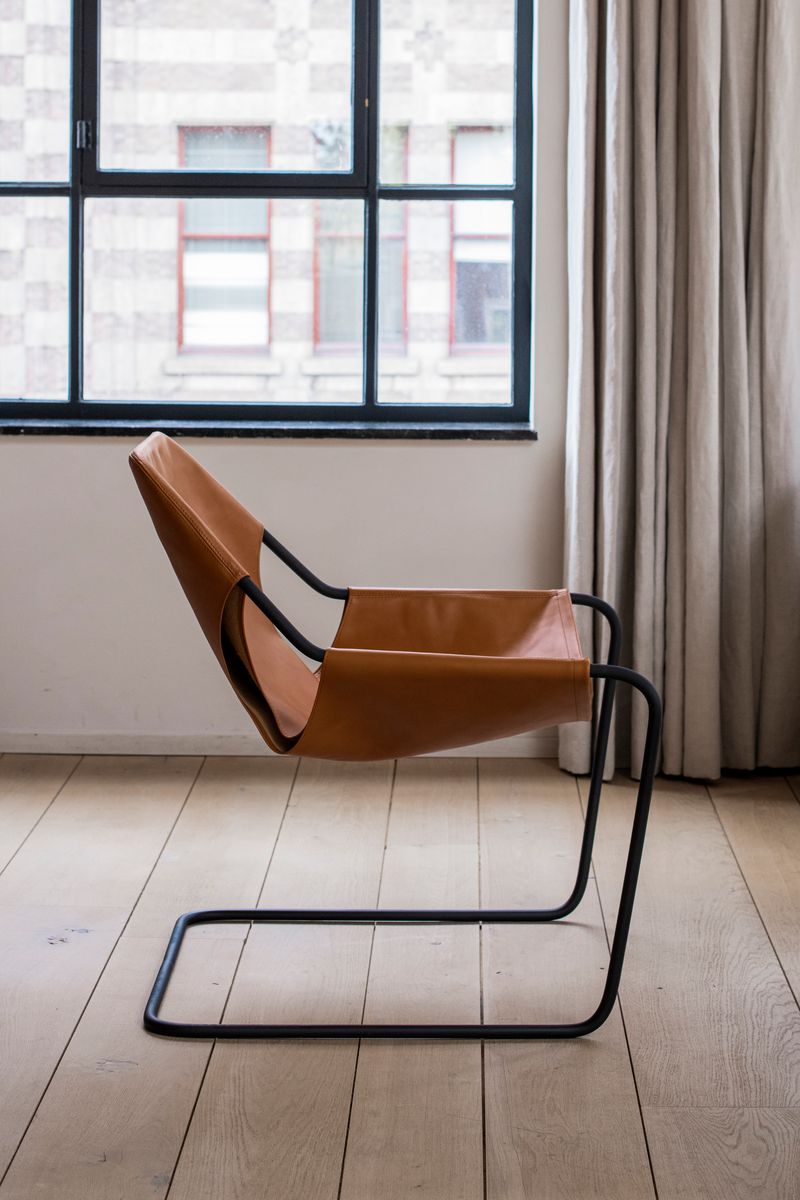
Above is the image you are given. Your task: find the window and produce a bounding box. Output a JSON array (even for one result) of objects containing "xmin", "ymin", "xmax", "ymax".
[
  {"xmin": 313, "ymin": 125, "xmax": 364, "ymax": 352},
  {"xmin": 0, "ymin": 1, "xmax": 533, "ymax": 435},
  {"xmin": 315, "ymin": 125, "xmax": 408, "ymax": 352},
  {"xmin": 179, "ymin": 129, "xmax": 271, "ymax": 352},
  {"xmin": 315, "ymin": 200, "xmax": 364, "ymax": 350},
  {"xmin": 451, "ymin": 129, "xmax": 513, "ymax": 351}
]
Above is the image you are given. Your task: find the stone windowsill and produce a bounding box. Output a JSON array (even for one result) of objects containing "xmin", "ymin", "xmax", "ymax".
[
  {"xmin": 162, "ymin": 354, "xmax": 283, "ymax": 376},
  {"xmin": 301, "ymin": 356, "xmax": 420, "ymax": 377},
  {"xmin": 161, "ymin": 353, "xmax": 508, "ymax": 379},
  {"xmin": 437, "ymin": 356, "xmax": 510, "ymax": 377}
]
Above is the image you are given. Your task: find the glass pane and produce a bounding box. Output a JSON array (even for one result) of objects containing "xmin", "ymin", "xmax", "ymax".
[
  {"xmin": 0, "ymin": 0, "xmax": 71, "ymax": 181},
  {"xmin": 317, "ymin": 238, "xmax": 362, "ymax": 346},
  {"xmin": 378, "ymin": 200, "xmax": 511, "ymax": 405},
  {"xmin": 454, "ymin": 198, "xmax": 513, "ymax": 238},
  {"xmin": 184, "ymin": 195, "xmax": 268, "ymax": 236},
  {"xmin": 380, "ymin": 124, "xmax": 408, "ymax": 185},
  {"xmin": 453, "ymin": 127, "xmax": 513, "ymax": 186},
  {"xmin": 379, "ymin": 235, "xmax": 405, "ymax": 349},
  {"xmin": 379, "ymin": 0, "xmax": 515, "ymax": 185},
  {"xmin": 318, "ymin": 198, "xmax": 361, "ymax": 237},
  {"xmin": 0, "ymin": 196, "xmax": 68, "ymax": 399},
  {"xmin": 313, "ymin": 120, "xmax": 348, "ymax": 171},
  {"xmin": 99, "ymin": 0, "xmax": 354, "ymax": 172},
  {"xmin": 183, "ymin": 240, "xmax": 269, "ymax": 349},
  {"xmin": 84, "ymin": 197, "xmax": 363, "ymax": 405},
  {"xmin": 454, "ymin": 259, "xmax": 510, "ymax": 344},
  {"xmin": 182, "ymin": 128, "xmax": 269, "ymax": 171}
]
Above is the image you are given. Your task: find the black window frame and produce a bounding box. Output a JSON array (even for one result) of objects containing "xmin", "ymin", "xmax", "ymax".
[{"xmin": 0, "ymin": 0, "xmax": 535, "ymax": 439}]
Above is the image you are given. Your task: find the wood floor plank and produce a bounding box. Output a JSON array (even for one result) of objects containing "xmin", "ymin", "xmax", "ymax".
[
  {"xmin": 586, "ymin": 776, "xmax": 800, "ymax": 1108},
  {"xmin": 126, "ymin": 756, "xmax": 297, "ymax": 939},
  {"xmin": 0, "ymin": 756, "xmax": 200, "ymax": 1181},
  {"xmin": 711, "ymin": 775, "xmax": 800, "ymax": 1001},
  {"xmin": 340, "ymin": 758, "xmax": 484, "ymax": 1200},
  {"xmin": 644, "ymin": 1107, "xmax": 800, "ymax": 1200},
  {"xmin": 167, "ymin": 759, "xmax": 394, "ymax": 1200},
  {"xmin": 0, "ymin": 757, "xmax": 296, "ymax": 1200},
  {"xmin": 0, "ymin": 904, "xmax": 127, "ymax": 1177},
  {"xmin": 482, "ymin": 760, "xmax": 655, "ymax": 1200},
  {"xmin": 0, "ymin": 936, "xmax": 242, "ymax": 1200},
  {"xmin": 0, "ymin": 756, "xmax": 201, "ymax": 910},
  {"xmin": 0, "ymin": 754, "xmax": 79, "ymax": 873}
]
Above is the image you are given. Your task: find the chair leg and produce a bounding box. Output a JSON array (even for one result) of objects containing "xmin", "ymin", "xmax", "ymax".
[
  {"xmin": 545, "ymin": 593, "xmax": 622, "ymax": 918},
  {"xmin": 143, "ymin": 662, "xmax": 661, "ymax": 1041}
]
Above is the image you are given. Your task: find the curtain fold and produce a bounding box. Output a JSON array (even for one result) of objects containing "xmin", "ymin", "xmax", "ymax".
[{"xmin": 561, "ymin": 0, "xmax": 800, "ymax": 780}]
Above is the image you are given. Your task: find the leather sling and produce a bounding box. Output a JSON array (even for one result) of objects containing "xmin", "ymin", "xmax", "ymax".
[{"xmin": 130, "ymin": 432, "xmax": 592, "ymax": 760}]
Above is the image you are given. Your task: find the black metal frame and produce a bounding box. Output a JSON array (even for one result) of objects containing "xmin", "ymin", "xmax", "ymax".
[
  {"xmin": 0, "ymin": 0, "xmax": 534, "ymax": 437},
  {"xmin": 143, "ymin": 536, "xmax": 661, "ymax": 1040}
]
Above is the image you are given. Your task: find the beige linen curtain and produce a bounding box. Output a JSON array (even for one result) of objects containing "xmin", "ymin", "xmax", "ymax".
[{"xmin": 561, "ymin": 0, "xmax": 800, "ymax": 779}]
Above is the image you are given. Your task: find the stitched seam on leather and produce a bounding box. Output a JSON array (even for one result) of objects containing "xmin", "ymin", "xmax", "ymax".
[
  {"xmin": 554, "ymin": 589, "xmax": 576, "ymax": 658},
  {"xmin": 134, "ymin": 456, "xmax": 240, "ymax": 580},
  {"xmin": 553, "ymin": 595, "xmax": 583, "ymax": 720},
  {"xmin": 561, "ymin": 588, "xmax": 586, "ymax": 659},
  {"xmin": 330, "ymin": 589, "xmax": 356, "ymax": 649},
  {"xmin": 351, "ymin": 589, "xmax": 557, "ymax": 599}
]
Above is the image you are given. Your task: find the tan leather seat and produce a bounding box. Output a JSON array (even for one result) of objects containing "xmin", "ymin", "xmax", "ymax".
[{"xmin": 130, "ymin": 432, "xmax": 592, "ymax": 761}]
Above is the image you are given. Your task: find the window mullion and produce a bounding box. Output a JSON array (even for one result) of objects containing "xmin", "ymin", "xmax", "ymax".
[
  {"xmin": 69, "ymin": 0, "xmax": 95, "ymax": 411},
  {"xmin": 511, "ymin": 0, "xmax": 534, "ymax": 421},
  {"xmin": 351, "ymin": 0, "xmax": 371, "ymax": 188},
  {"xmin": 77, "ymin": 0, "xmax": 99, "ymax": 188},
  {"xmin": 361, "ymin": 0, "xmax": 380, "ymax": 411}
]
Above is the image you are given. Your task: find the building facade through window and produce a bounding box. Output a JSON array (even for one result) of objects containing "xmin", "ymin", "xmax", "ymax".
[{"xmin": 0, "ymin": 0, "xmax": 531, "ymax": 427}]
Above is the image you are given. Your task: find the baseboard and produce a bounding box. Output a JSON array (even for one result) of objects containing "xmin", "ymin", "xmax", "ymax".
[{"xmin": 0, "ymin": 729, "xmax": 559, "ymax": 758}]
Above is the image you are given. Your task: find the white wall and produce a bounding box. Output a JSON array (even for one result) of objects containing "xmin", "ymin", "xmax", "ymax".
[{"xmin": 0, "ymin": 0, "xmax": 569, "ymax": 756}]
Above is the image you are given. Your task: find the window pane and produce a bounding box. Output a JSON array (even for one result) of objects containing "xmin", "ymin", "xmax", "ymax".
[
  {"xmin": 0, "ymin": 196, "xmax": 68, "ymax": 399},
  {"xmin": 84, "ymin": 197, "xmax": 363, "ymax": 405},
  {"xmin": 454, "ymin": 198, "xmax": 513, "ymax": 238},
  {"xmin": 454, "ymin": 259, "xmax": 510, "ymax": 344},
  {"xmin": 183, "ymin": 240, "xmax": 269, "ymax": 349},
  {"xmin": 182, "ymin": 127, "xmax": 269, "ymax": 171},
  {"xmin": 453, "ymin": 197, "xmax": 512, "ymax": 346},
  {"xmin": 378, "ymin": 200, "xmax": 511, "ymax": 405},
  {"xmin": 380, "ymin": 124, "xmax": 407, "ymax": 185},
  {"xmin": 184, "ymin": 196, "xmax": 268, "ymax": 236},
  {"xmin": 0, "ymin": 0, "xmax": 71, "ymax": 182},
  {"xmin": 99, "ymin": 0, "xmax": 354, "ymax": 172},
  {"xmin": 379, "ymin": 0, "xmax": 515, "ymax": 185},
  {"xmin": 379, "ymin": 236, "xmax": 405, "ymax": 348},
  {"xmin": 453, "ymin": 127, "xmax": 513, "ymax": 186},
  {"xmin": 318, "ymin": 198, "xmax": 362, "ymax": 238},
  {"xmin": 317, "ymin": 238, "xmax": 362, "ymax": 346}
]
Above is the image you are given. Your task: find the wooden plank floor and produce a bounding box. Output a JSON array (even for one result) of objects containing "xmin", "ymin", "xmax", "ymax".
[{"xmin": 0, "ymin": 755, "xmax": 798, "ymax": 1199}]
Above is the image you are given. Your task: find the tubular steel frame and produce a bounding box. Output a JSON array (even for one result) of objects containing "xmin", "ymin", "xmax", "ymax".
[{"xmin": 143, "ymin": 536, "xmax": 662, "ymax": 1041}]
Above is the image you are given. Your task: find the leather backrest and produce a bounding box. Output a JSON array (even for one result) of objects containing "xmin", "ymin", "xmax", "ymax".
[{"xmin": 129, "ymin": 432, "xmax": 318, "ymax": 750}]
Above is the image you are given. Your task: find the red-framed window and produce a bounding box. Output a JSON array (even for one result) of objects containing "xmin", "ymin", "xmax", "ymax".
[
  {"xmin": 450, "ymin": 127, "xmax": 513, "ymax": 351},
  {"xmin": 313, "ymin": 125, "xmax": 409, "ymax": 352},
  {"xmin": 177, "ymin": 127, "xmax": 271, "ymax": 352},
  {"xmin": 313, "ymin": 199, "xmax": 364, "ymax": 352},
  {"xmin": 377, "ymin": 125, "xmax": 409, "ymax": 353}
]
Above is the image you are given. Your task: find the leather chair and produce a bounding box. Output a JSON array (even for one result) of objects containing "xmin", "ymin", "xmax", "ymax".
[{"xmin": 131, "ymin": 432, "xmax": 661, "ymax": 1040}]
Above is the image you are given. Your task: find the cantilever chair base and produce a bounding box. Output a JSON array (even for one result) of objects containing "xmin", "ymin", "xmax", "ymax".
[{"xmin": 144, "ymin": 656, "xmax": 662, "ymax": 1042}]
